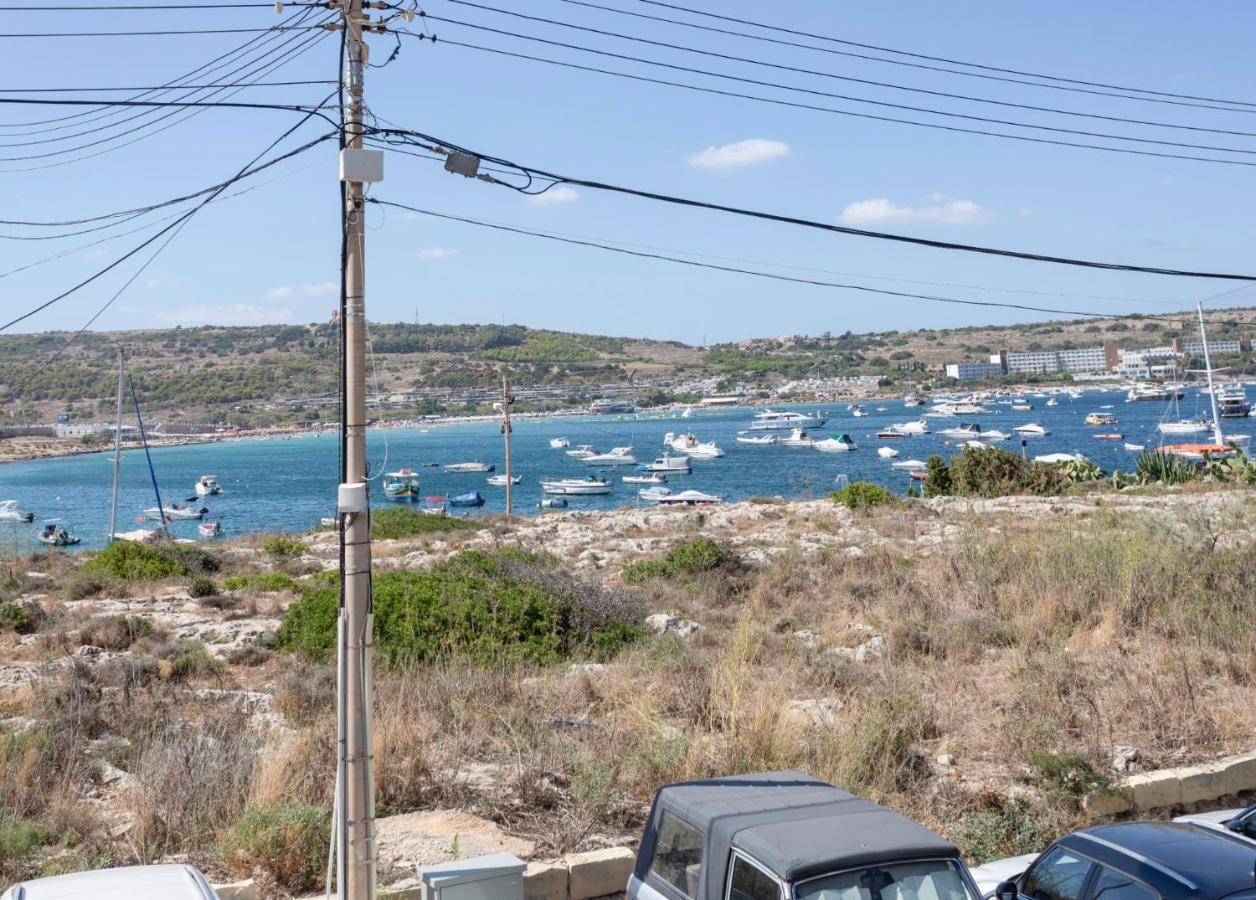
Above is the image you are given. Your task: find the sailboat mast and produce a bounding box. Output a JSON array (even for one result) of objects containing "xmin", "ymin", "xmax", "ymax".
[
  {"xmin": 1196, "ymin": 300, "xmax": 1225, "ymax": 446},
  {"xmin": 108, "ymin": 350, "xmax": 125, "ymax": 542},
  {"xmin": 128, "ymin": 375, "xmax": 166, "ymax": 528}
]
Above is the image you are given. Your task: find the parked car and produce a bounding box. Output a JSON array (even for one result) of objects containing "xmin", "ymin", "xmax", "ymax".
[
  {"xmin": 975, "ymin": 822, "xmax": 1256, "ymax": 900},
  {"xmin": 1, "ymin": 864, "xmax": 219, "ymax": 900},
  {"xmin": 627, "ymin": 771, "xmax": 983, "ymax": 900},
  {"xmin": 1174, "ymin": 804, "xmax": 1256, "ymax": 846}
]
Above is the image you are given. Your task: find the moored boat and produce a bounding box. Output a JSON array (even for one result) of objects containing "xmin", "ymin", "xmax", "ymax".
[
  {"xmin": 194, "ymin": 474, "xmax": 222, "ymax": 497},
  {"xmin": 145, "ymin": 503, "xmax": 207, "ymax": 521},
  {"xmin": 486, "ymin": 474, "xmax": 522, "ymax": 486},
  {"xmin": 623, "ymin": 473, "xmax": 667, "ymax": 484},
  {"xmin": 36, "ymin": 521, "xmax": 79, "ymax": 547},
  {"xmin": 978, "ymin": 429, "xmax": 1011, "ymax": 440},
  {"xmin": 1084, "ymin": 412, "xmax": 1118, "ymax": 426},
  {"xmin": 814, "ymin": 433, "xmax": 857, "ymax": 453},
  {"xmin": 1157, "ymin": 420, "xmax": 1209, "ymax": 436},
  {"xmin": 0, "ymin": 501, "xmax": 35, "ymax": 523},
  {"xmin": 538, "ymin": 497, "xmax": 568, "ymax": 508},
  {"xmin": 1093, "ymin": 433, "xmax": 1124, "ymax": 441},
  {"xmin": 549, "ymin": 437, "xmax": 571, "ymax": 448},
  {"xmin": 198, "ymin": 520, "xmax": 223, "ymax": 538},
  {"xmin": 448, "ymin": 491, "xmax": 485, "ymax": 507},
  {"xmin": 443, "ymin": 461, "xmax": 494, "ymax": 473},
  {"xmin": 637, "ymin": 486, "xmax": 673, "ymax": 502},
  {"xmin": 540, "ymin": 475, "xmax": 613, "ymax": 495},
  {"xmin": 1012, "ymin": 422, "xmax": 1049, "ymax": 436},
  {"xmin": 938, "ymin": 423, "xmax": 981, "ymax": 439},
  {"xmin": 654, "ymin": 489, "xmax": 723, "ymax": 506},
  {"xmin": 1123, "ymin": 442, "xmax": 1145, "ymax": 452},
  {"xmin": 665, "ymin": 432, "xmax": 725, "ymax": 458},
  {"xmin": 877, "ymin": 446, "xmax": 900, "ymax": 459},
  {"xmin": 565, "ymin": 444, "xmax": 595, "ymax": 458},
  {"xmin": 779, "ymin": 428, "xmax": 816, "ymax": 447},
  {"xmin": 583, "ymin": 446, "xmax": 638, "ymax": 466},
  {"xmin": 383, "ymin": 468, "xmax": 421, "ymax": 501},
  {"xmin": 891, "ymin": 459, "xmax": 927, "ymax": 470},
  {"xmin": 735, "ymin": 433, "xmax": 776, "ymax": 445},
  {"xmin": 747, "ymin": 409, "xmax": 827, "ymax": 431}
]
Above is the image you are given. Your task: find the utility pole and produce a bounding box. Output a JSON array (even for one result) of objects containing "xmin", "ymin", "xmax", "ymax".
[
  {"xmin": 337, "ymin": 0, "xmax": 378, "ymax": 898},
  {"xmin": 500, "ymin": 372, "xmax": 514, "ymax": 515}
]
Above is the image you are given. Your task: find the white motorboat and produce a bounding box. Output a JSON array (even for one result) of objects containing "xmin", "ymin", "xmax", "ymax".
[
  {"xmin": 486, "ymin": 474, "xmax": 522, "ymax": 486},
  {"xmin": 198, "ymin": 520, "xmax": 223, "ymax": 539},
  {"xmin": 1012, "ymin": 423, "xmax": 1049, "ymax": 436},
  {"xmin": 565, "ymin": 444, "xmax": 595, "ymax": 459},
  {"xmin": 538, "ymin": 497, "xmax": 568, "ymax": 508},
  {"xmin": 779, "ymin": 428, "xmax": 816, "ymax": 447},
  {"xmin": 1045, "ymin": 397, "xmax": 1060, "ymax": 407},
  {"xmin": 36, "ymin": 521, "xmax": 80, "ymax": 547},
  {"xmin": 583, "ymin": 446, "xmax": 638, "ymax": 466},
  {"xmin": 540, "ymin": 475, "xmax": 613, "ymax": 495},
  {"xmin": 1124, "ymin": 442, "xmax": 1145, "ymax": 452},
  {"xmin": 654, "ymin": 489, "xmax": 723, "ymax": 506},
  {"xmin": 938, "ymin": 423, "xmax": 981, "ymax": 439},
  {"xmin": 736, "ymin": 433, "xmax": 777, "ymax": 445},
  {"xmin": 877, "ymin": 446, "xmax": 900, "ymax": 459},
  {"xmin": 748, "ymin": 409, "xmax": 827, "ymax": 431},
  {"xmin": 1127, "ymin": 384, "xmax": 1185, "ymax": 402},
  {"xmin": 929, "ymin": 401, "xmax": 986, "ymax": 416},
  {"xmin": 145, "ymin": 503, "xmax": 207, "ymax": 521},
  {"xmin": 444, "ymin": 461, "xmax": 494, "ymax": 473},
  {"xmin": 194, "ymin": 474, "xmax": 222, "ymax": 497},
  {"xmin": 851, "ymin": 405, "xmax": 868, "ymax": 417},
  {"xmin": 642, "ymin": 453, "xmax": 692, "ymax": 474},
  {"xmin": 813, "ymin": 433, "xmax": 858, "ymax": 453},
  {"xmin": 623, "ymin": 473, "xmax": 667, "ymax": 485},
  {"xmin": 903, "ymin": 394, "xmax": 927, "ymax": 407},
  {"xmin": 112, "ymin": 527, "xmax": 161, "ymax": 542},
  {"xmin": 637, "ymin": 486, "xmax": 673, "ymax": 502},
  {"xmin": 549, "ymin": 437, "xmax": 570, "ymax": 449},
  {"xmin": 891, "ymin": 459, "xmax": 927, "ymax": 470},
  {"xmin": 1157, "ymin": 420, "xmax": 1209, "ymax": 436},
  {"xmin": 889, "ymin": 419, "xmax": 930, "ymax": 436},
  {"xmin": 979, "ymin": 429, "xmax": 1011, "ymax": 440},
  {"xmin": 1034, "ymin": 452, "xmax": 1084, "ymax": 464},
  {"xmin": 961, "ymin": 440, "xmax": 991, "ymax": 450},
  {"xmin": 0, "ymin": 500, "xmax": 34, "ymax": 523},
  {"xmin": 665, "ymin": 432, "xmax": 725, "ymax": 458}
]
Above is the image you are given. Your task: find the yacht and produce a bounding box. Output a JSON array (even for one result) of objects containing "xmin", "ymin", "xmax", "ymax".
[
  {"xmin": 889, "ymin": 419, "xmax": 930, "ymax": 436},
  {"xmin": 383, "ymin": 468, "xmax": 421, "ymax": 501},
  {"xmin": 1127, "ymin": 384, "xmax": 1185, "ymax": 402},
  {"xmin": 1217, "ymin": 388, "xmax": 1250, "ymax": 418},
  {"xmin": 929, "ymin": 400, "xmax": 986, "ymax": 416},
  {"xmin": 582, "ymin": 446, "xmax": 638, "ymax": 466},
  {"xmin": 877, "ymin": 446, "xmax": 900, "ymax": 459},
  {"xmin": 565, "ymin": 444, "xmax": 595, "ymax": 459},
  {"xmin": 813, "ymin": 433, "xmax": 857, "ymax": 453},
  {"xmin": 1012, "ymin": 423, "xmax": 1049, "ymax": 436},
  {"xmin": 623, "ymin": 473, "xmax": 667, "ymax": 485},
  {"xmin": 938, "ymin": 423, "xmax": 981, "ymax": 439},
  {"xmin": 747, "ymin": 409, "xmax": 827, "ymax": 431},
  {"xmin": 444, "ymin": 461, "xmax": 494, "ymax": 473},
  {"xmin": 194, "ymin": 474, "xmax": 222, "ymax": 497},
  {"xmin": 1158, "ymin": 420, "xmax": 1209, "ymax": 436},
  {"xmin": 641, "ymin": 454, "xmax": 691, "ymax": 474},
  {"xmin": 665, "ymin": 432, "xmax": 725, "ymax": 458},
  {"xmin": 653, "ymin": 489, "xmax": 723, "ymax": 506},
  {"xmin": 549, "ymin": 437, "xmax": 570, "ymax": 449},
  {"xmin": 1084, "ymin": 412, "xmax": 1118, "ymax": 426},
  {"xmin": 0, "ymin": 500, "xmax": 35, "ymax": 523},
  {"xmin": 736, "ymin": 432, "xmax": 777, "ymax": 445},
  {"xmin": 540, "ymin": 475, "xmax": 613, "ymax": 495},
  {"xmin": 779, "ymin": 428, "xmax": 816, "ymax": 447},
  {"xmin": 486, "ymin": 474, "xmax": 522, "ymax": 486}
]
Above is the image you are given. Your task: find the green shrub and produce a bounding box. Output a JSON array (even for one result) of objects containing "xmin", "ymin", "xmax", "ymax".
[
  {"xmin": 261, "ymin": 534, "xmax": 304, "ymax": 560},
  {"xmin": 1136, "ymin": 450, "xmax": 1196, "ymax": 485},
  {"xmin": 276, "ymin": 550, "xmax": 643, "ymax": 666},
  {"xmin": 622, "ymin": 538, "xmax": 733, "ymax": 584},
  {"xmin": 164, "ymin": 643, "xmax": 226, "ymax": 682},
  {"xmin": 955, "ymin": 793, "xmax": 1058, "ymax": 864},
  {"xmin": 1028, "ymin": 751, "xmax": 1111, "ymax": 808},
  {"xmin": 832, "ymin": 481, "xmax": 894, "ymax": 510},
  {"xmin": 188, "ymin": 576, "xmax": 217, "ymax": 598},
  {"xmin": 923, "ymin": 447, "xmax": 1067, "ymax": 498},
  {"xmin": 0, "ymin": 816, "xmax": 51, "ymax": 859},
  {"xmin": 371, "ymin": 507, "xmax": 481, "ymax": 540},
  {"xmin": 84, "ymin": 541, "xmax": 218, "ymax": 581},
  {"xmin": 219, "ymin": 805, "xmax": 330, "ymax": 893},
  {"xmin": 223, "ymin": 572, "xmax": 299, "ymax": 592},
  {"xmin": 0, "ymin": 601, "xmax": 43, "ymax": 634}
]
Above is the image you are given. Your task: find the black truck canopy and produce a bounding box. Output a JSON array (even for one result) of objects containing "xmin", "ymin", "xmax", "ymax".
[{"xmin": 635, "ymin": 772, "xmax": 962, "ymax": 900}]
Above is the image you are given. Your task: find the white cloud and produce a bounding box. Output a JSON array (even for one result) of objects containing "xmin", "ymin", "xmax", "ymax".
[
  {"xmin": 528, "ymin": 186, "xmax": 580, "ymax": 205},
  {"xmin": 301, "ymin": 282, "xmax": 337, "ymax": 297},
  {"xmin": 687, "ymin": 138, "xmax": 790, "ymax": 171},
  {"xmin": 417, "ymin": 247, "xmax": 456, "ymax": 261},
  {"xmin": 837, "ymin": 196, "xmax": 992, "ymax": 226},
  {"xmin": 158, "ymin": 304, "xmax": 294, "ymax": 326},
  {"xmin": 265, "ymin": 286, "xmax": 294, "ymax": 301}
]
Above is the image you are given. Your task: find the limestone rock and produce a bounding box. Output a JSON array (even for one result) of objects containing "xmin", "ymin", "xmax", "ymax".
[{"xmin": 645, "ymin": 613, "xmax": 700, "ymax": 639}]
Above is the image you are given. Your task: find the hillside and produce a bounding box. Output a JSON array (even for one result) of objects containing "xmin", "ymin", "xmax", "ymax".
[{"xmin": 2, "ymin": 307, "xmax": 1253, "ymax": 426}]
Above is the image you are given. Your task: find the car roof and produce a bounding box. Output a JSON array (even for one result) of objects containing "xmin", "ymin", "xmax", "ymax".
[
  {"xmin": 637, "ymin": 772, "xmax": 961, "ymax": 900},
  {"xmin": 2, "ymin": 864, "xmax": 217, "ymax": 900},
  {"xmin": 1060, "ymin": 822, "xmax": 1256, "ymax": 898}
]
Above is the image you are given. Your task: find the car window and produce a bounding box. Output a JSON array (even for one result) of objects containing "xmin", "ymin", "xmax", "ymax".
[
  {"xmin": 1021, "ymin": 848, "xmax": 1093, "ymax": 900},
  {"xmin": 1238, "ymin": 811, "xmax": 1256, "ymax": 841},
  {"xmin": 1090, "ymin": 867, "xmax": 1156, "ymax": 900},
  {"xmin": 730, "ymin": 856, "xmax": 781, "ymax": 900},
  {"xmin": 796, "ymin": 860, "xmax": 977, "ymax": 900},
  {"xmin": 650, "ymin": 810, "xmax": 704, "ymax": 899}
]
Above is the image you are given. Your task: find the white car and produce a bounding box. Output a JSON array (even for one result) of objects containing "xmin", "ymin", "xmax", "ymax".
[
  {"xmin": 1174, "ymin": 804, "xmax": 1256, "ymax": 845},
  {"xmin": 968, "ymin": 853, "xmax": 1040, "ymax": 898},
  {"xmin": 2, "ymin": 864, "xmax": 219, "ymax": 900}
]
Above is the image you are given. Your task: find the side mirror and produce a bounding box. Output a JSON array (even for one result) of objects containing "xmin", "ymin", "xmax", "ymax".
[{"xmin": 994, "ymin": 881, "xmax": 1018, "ymax": 900}]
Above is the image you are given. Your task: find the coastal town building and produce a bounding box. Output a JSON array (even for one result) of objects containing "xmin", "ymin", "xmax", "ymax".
[{"xmin": 944, "ymin": 360, "xmax": 1004, "ymax": 380}]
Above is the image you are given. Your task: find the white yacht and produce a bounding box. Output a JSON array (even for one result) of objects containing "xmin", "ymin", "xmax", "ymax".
[
  {"xmin": 736, "ymin": 432, "xmax": 777, "ymax": 445},
  {"xmin": 748, "ymin": 409, "xmax": 827, "ymax": 431},
  {"xmin": 641, "ymin": 454, "xmax": 692, "ymax": 474},
  {"xmin": 623, "ymin": 473, "xmax": 667, "ymax": 485},
  {"xmin": 444, "ymin": 461, "xmax": 494, "ymax": 473},
  {"xmin": 1012, "ymin": 423, "xmax": 1049, "ymax": 436},
  {"xmin": 813, "ymin": 433, "xmax": 857, "ymax": 453},
  {"xmin": 194, "ymin": 474, "xmax": 222, "ymax": 497},
  {"xmin": 549, "ymin": 437, "xmax": 570, "ymax": 449},
  {"xmin": 938, "ymin": 423, "xmax": 981, "ymax": 439},
  {"xmin": 1158, "ymin": 420, "xmax": 1209, "ymax": 436},
  {"xmin": 928, "ymin": 400, "xmax": 986, "ymax": 417},
  {"xmin": 877, "ymin": 446, "xmax": 900, "ymax": 459},
  {"xmin": 779, "ymin": 428, "xmax": 816, "ymax": 447},
  {"xmin": 486, "ymin": 474, "xmax": 522, "ymax": 486},
  {"xmin": 582, "ymin": 446, "xmax": 638, "ymax": 466},
  {"xmin": 540, "ymin": 475, "xmax": 613, "ymax": 495},
  {"xmin": 665, "ymin": 432, "xmax": 725, "ymax": 458},
  {"xmin": 888, "ymin": 419, "xmax": 930, "ymax": 436},
  {"xmin": 1127, "ymin": 384, "xmax": 1185, "ymax": 402},
  {"xmin": 565, "ymin": 444, "xmax": 595, "ymax": 459}
]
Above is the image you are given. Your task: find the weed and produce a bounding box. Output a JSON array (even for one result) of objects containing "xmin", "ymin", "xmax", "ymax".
[
  {"xmin": 953, "ymin": 790, "xmax": 1059, "ymax": 864},
  {"xmin": 223, "ymin": 572, "xmax": 299, "ymax": 593},
  {"xmin": 0, "ymin": 600, "xmax": 44, "ymax": 634},
  {"xmin": 1028, "ymin": 751, "xmax": 1111, "ymax": 809},
  {"xmin": 84, "ymin": 541, "xmax": 218, "ymax": 581},
  {"xmin": 261, "ymin": 534, "xmax": 305, "ymax": 560},
  {"xmin": 218, "ymin": 805, "xmax": 330, "ymax": 892},
  {"xmin": 78, "ymin": 615, "xmax": 154, "ymax": 651},
  {"xmin": 371, "ymin": 507, "xmax": 480, "ymax": 539},
  {"xmin": 622, "ymin": 538, "xmax": 733, "ymax": 584},
  {"xmin": 832, "ymin": 481, "xmax": 895, "ymax": 511},
  {"xmin": 188, "ymin": 576, "xmax": 217, "ymax": 598},
  {"xmin": 64, "ymin": 578, "xmax": 103, "ymax": 602}
]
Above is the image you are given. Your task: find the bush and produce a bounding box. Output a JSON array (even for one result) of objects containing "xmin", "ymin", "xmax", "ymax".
[
  {"xmin": 955, "ymin": 791, "xmax": 1058, "ymax": 864},
  {"xmin": 223, "ymin": 572, "xmax": 299, "ymax": 592},
  {"xmin": 1028, "ymin": 751, "xmax": 1111, "ymax": 808},
  {"xmin": 371, "ymin": 507, "xmax": 481, "ymax": 540},
  {"xmin": 0, "ymin": 601, "xmax": 43, "ymax": 634},
  {"xmin": 1137, "ymin": 450, "xmax": 1196, "ymax": 485},
  {"xmin": 276, "ymin": 550, "xmax": 643, "ymax": 666},
  {"xmin": 64, "ymin": 577, "xmax": 103, "ymax": 602},
  {"xmin": 0, "ymin": 816, "xmax": 50, "ymax": 860},
  {"xmin": 262, "ymin": 535, "xmax": 305, "ymax": 559},
  {"xmin": 832, "ymin": 481, "xmax": 894, "ymax": 510},
  {"xmin": 79, "ymin": 615, "xmax": 154, "ymax": 651},
  {"xmin": 84, "ymin": 541, "xmax": 218, "ymax": 581},
  {"xmin": 219, "ymin": 805, "xmax": 330, "ymax": 893},
  {"xmin": 835, "ymin": 685, "xmax": 932, "ymax": 793},
  {"xmin": 622, "ymin": 538, "xmax": 733, "ymax": 584},
  {"xmin": 924, "ymin": 447, "xmax": 1067, "ymax": 498},
  {"xmin": 188, "ymin": 576, "xmax": 217, "ymax": 598}
]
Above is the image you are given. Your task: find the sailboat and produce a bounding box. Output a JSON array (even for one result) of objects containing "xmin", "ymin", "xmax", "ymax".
[{"xmin": 1160, "ymin": 301, "xmax": 1245, "ymax": 461}]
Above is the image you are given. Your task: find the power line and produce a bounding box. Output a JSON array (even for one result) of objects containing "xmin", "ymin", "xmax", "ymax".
[
  {"xmin": 629, "ymin": 0, "xmax": 1256, "ymax": 111},
  {"xmin": 8, "ymin": 2, "xmax": 322, "ymax": 8},
  {"xmin": 412, "ymin": 20, "xmax": 1256, "ymax": 161},
  {"xmin": 0, "ymin": 80, "xmax": 336, "ymax": 92},
  {"xmin": 0, "ymin": 25, "xmax": 327, "ymax": 38},
  {"xmin": 411, "ymin": 35, "xmax": 1256, "ymax": 169},
  {"xmin": 370, "ymin": 126, "xmax": 1256, "ymax": 281},
  {"xmin": 444, "ymin": 0, "xmax": 1256, "ymax": 142}
]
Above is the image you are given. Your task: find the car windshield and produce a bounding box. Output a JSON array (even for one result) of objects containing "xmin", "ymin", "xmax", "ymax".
[{"xmin": 796, "ymin": 861, "xmax": 978, "ymax": 900}]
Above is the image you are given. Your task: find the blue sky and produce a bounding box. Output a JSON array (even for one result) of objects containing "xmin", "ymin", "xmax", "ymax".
[{"xmin": 3, "ymin": 0, "xmax": 1256, "ymax": 344}]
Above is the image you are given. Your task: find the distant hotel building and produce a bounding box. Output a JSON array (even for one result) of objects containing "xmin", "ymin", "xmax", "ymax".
[
  {"xmin": 1175, "ymin": 336, "xmax": 1251, "ymax": 355},
  {"xmin": 944, "ymin": 360, "xmax": 1004, "ymax": 380}
]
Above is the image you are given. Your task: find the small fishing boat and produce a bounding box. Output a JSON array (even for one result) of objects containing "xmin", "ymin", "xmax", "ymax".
[
  {"xmin": 540, "ymin": 475, "xmax": 613, "ymax": 495},
  {"xmin": 0, "ymin": 501, "xmax": 34, "ymax": 523},
  {"xmin": 623, "ymin": 473, "xmax": 667, "ymax": 484},
  {"xmin": 891, "ymin": 459, "xmax": 928, "ymax": 470},
  {"xmin": 383, "ymin": 468, "xmax": 422, "ymax": 501},
  {"xmin": 1124, "ymin": 442, "xmax": 1145, "ymax": 452},
  {"xmin": 145, "ymin": 503, "xmax": 208, "ymax": 521},
  {"xmin": 194, "ymin": 474, "xmax": 222, "ymax": 497},
  {"xmin": 979, "ymin": 429, "xmax": 1011, "ymax": 440},
  {"xmin": 538, "ymin": 497, "xmax": 568, "ymax": 509},
  {"xmin": 637, "ymin": 486, "xmax": 673, "ymax": 502},
  {"xmin": 814, "ymin": 433, "xmax": 857, "ymax": 453},
  {"xmin": 444, "ymin": 461, "xmax": 494, "ymax": 473},
  {"xmin": 735, "ymin": 433, "xmax": 777, "ymax": 445},
  {"xmin": 549, "ymin": 437, "xmax": 570, "ymax": 449},
  {"xmin": 779, "ymin": 428, "xmax": 816, "ymax": 447},
  {"xmin": 448, "ymin": 491, "xmax": 485, "ymax": 508},
  {"xmin": 877, "ymin": 446, "xmax": 900, "ymax": 459},
  {"xmin": 1093, "ymin": 433, "xmax": 1124, "ymax": 441},
  {"xmin": 1013, "ymin": 423, "xmax": 1049, "ymax": 436},
  {"xmin": 641, "ymin": 454, "xmax": 691, "ymax": 474},
  {"xmin": 36, "ymin": 521, "xmax": 79, "ymax": 547},
  {"xmin": 583, "ymin": 446, "xmax": 638, "ymax": 466},
  {"xmin": 486, "ymin": 474, "xmax": 522, "ymax": 486},
  {"xmin": 1011, "ymin": 403, "xmax": 1033, "ymax": 411},
  {"xmin": 654, "ymin": 489, "xmax": 723, "ymax": 506},
  {"xmin": 1084, "ymin": 412, "xmax": 1118, "ymax": 426},
  {"xmin": 565, "ymin": 444, "xmax": 595, "ymax": 458},
  {"xmin": 198, "ymin": 520, "xmax": 223, "ymax": 539}
]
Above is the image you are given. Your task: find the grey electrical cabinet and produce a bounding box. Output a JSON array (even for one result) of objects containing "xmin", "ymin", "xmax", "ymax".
[{"xmin": 419, "ymin": 853, "xmax": 527, "ymax": 900}]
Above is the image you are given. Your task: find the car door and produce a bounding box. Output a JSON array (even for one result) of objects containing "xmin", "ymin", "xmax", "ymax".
[
  {"xmin": 1017, "ymin": 846, "xmax": 1096, "ymax": 900},
  {"xmin": 1085, "ymin": 866, "xmax": 1159, "ymax": 900},
  {"xmin": 726, "ymin": 853, "xmax": 784, "ymax": 900},
  {"xmin": 632, "ymin": 809, "xmax": 706, "ymax": 900}
]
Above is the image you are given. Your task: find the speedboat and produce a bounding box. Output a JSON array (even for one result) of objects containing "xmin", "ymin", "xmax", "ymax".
[
  {"xmin": 194, "ymin": 474, "xmax": 222, "ymax": 497},
  {"xmin": 877, "ymin": 446, "xmax": 900, "ymax": 459},
  {"xmin": 813, "ymin": 433, "xmax": 857, "ymax": 453},
  {"xmin": 36, "ymin": 521, "xmax": 79, "ymax": 547},
  {"xmin": 198, "ymin": 520, "xmax": 223, "ymax": 539},
  {"xmin": 549, "ymin": 437, "xmax": 570, "ymax": 449},
  {"xmin": 145, "ymin": 503, "xmax": 207, "ymax": 521},
  {"xmin": 654, "ymin": 489, "xmax": 723, "ymax": 506},
  {"xmin": 979, "ymin": 430, "xmax": 1011, "ymax": 440},
  {"xmin": 779, "ymin": 428, "xmax": 816, "ymax": 447},
  {"xmin": 851, "ymin": 405, "xmax": 868, "ymax": 417},
  {"xmin": 565, "ymin": 444, "xmax": 595, "ymax": 459},
  {"xmin": 1034, "ymin": 452, "xmax": 1084, "ymax": 464},
  {"xmin": 448, "ymin": 491, "xmax": 485, "ymax": 508},
  {"xmin": 623, "ymin": 473, "xmax": 667, "ymax": 484},
  {"xmin": 1127, "ymin": 384, "xmax": 1184, "ymax": 402},
  {"xmin": 938, "ymin": 423, "xmax": 981, "ymax": 439},
  {"xmin": 383, "ymin": 468, "xmax": 421, "ymax": 501},
  {"xmin": 1157, "ymin": 420, "xmax": 1209, "ymax": 436},
  {"xmin": 1012, "ymin": 423, "xmax": 1049, "ymax": 436},
  {"xmin": 486, "ymin": 474, "xmax": 522, "ymax": 486},
  {"xmin": 736, "ymin": 433, "xmax": 777, "ymax": 445},
  {"xmin": 665, "ymin": 433, "xmax": 724, "ymax": 458},
  {"xmin": 0, "ymin": 500, "xmax": 34, "ymax": 523},
  {"xmin": 1045, "ymin": 398, "xmax": 1059, "ymax": 407},
  {"xmin": 891, "ymin": 459, "xmax": 927, "ymax": 470},
  {"xmin": 641, "ymin": 453, "xmax": 691, "ymax": 474},
  {"xmin": 1084, "ymin": 412, "xmax": 1118, "ymax": 426},
  {"xmin": 889, "ymin": 419, "xmax": 930, "ymax": 435},
  {"xmin": 1093, "ymin": 433, "xmax": 1124, "ymax": 441},
  {"xmin": 444, "ymin": 461, "xmax": 494, "ymax": 473},
  {"xmin": 540, "ymin": 475, "xmax": 613, "ymax": 495},
  {"xmin": 876, "ymin": 429, "xmax": 908, "ymax": 440},
  {"xmin": 961, "ymin": 440, "xmax": 992, "ymax": 451},
  {"xmin": 538, "ymin": 497, "xmax": 567, "ymax": 508},
  {"xmin": 637, "ymin": 486, "xmax": 673, "ymax": 502},
  {"xmin": 1124, "ymin": 442, "xmax": 1145, "ymax": 452},
  {"xmin": 748, "ymin": 409, "xmax": 827, "ymax": 431},
  {"xmin": 929, "ymin": 401, "xmax": 985, "ymax": 416},
  {"xmin": 582, "ymin": 446, "xmax": 638, "ymax": 466}
]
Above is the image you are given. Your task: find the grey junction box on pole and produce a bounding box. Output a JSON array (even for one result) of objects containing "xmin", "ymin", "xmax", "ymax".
[{"xmin": 419, "ymin": 853, "xmax": 526, "ymax": 900}]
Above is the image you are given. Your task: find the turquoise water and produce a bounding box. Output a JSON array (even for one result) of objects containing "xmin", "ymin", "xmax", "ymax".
[{"xmin": 0, "ymin": 390, "xmax": 1248, "ymax": 551}]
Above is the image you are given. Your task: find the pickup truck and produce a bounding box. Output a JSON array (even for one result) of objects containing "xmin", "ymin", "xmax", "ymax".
[{"xmin": 627, "ymin": 770, "xmax": 983, "ymax": 900}]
